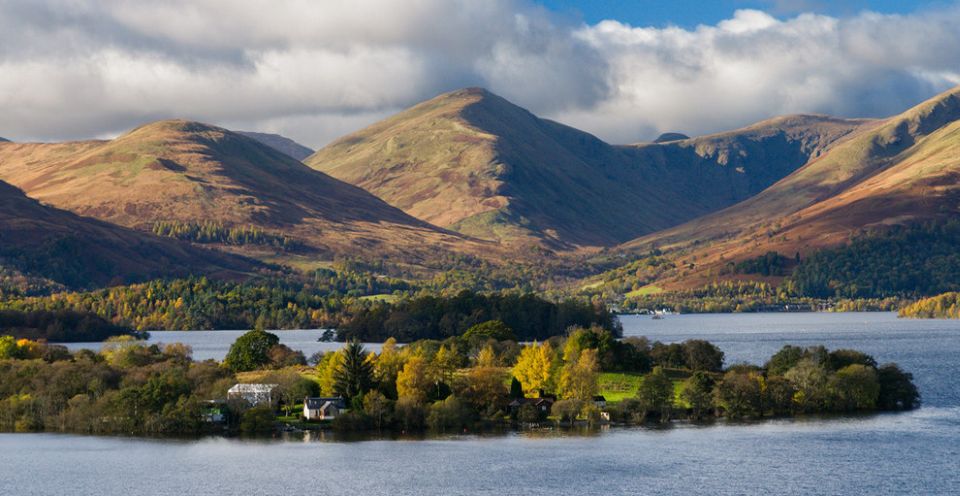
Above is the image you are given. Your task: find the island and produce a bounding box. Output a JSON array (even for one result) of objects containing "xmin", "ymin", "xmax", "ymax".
[{"xmin": 0, "ymin": 321, "xmax": 919, "ymax": 435}]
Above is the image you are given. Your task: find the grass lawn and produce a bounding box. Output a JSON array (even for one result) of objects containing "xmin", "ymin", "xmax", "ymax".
[
  {"xmin": 625, "ymin": 285, "xmax": 663, "ymax": 298},
  {"xmin": 600, "ymin": 370, "xmax": 691, "ymax": 408}
]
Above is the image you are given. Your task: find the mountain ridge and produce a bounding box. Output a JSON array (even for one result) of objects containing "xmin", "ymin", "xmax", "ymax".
[
  {"xmin": 0, "ymin": 120, "xmax": 486, "ymax": 266},
  {"xmin": 0, "ymin": 179, "xmax": 259, "ymax": 291},
  {"xmin": 236, "ymin": 131, "xmax": 314, "ymax": 161},
  {"xmin": 613, "ymin": 84, "xmax": 960, "ymax": 290},
  {"xmin": 306, "ymin": 88, "xmax": 868, "ymax": 248}
]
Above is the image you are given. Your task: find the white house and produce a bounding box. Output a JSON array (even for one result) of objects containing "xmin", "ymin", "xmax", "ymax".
[
  {"xmin": 228, "ymin": 383, "xmax": 278, "ymax": 407},
  {"xmin": 303, "ymin": 397, "xmax": 347, "ymax": 421}
]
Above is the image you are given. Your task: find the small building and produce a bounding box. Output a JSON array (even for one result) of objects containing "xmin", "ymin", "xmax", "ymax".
[
  {"xmin": 592, "ymin": 395, "xmax": 607, "ymax": 409},
  {"xmin": 228, "ymin": 383, "xmax": 278, "ymax": 407},
  {"xmin": 303, "ymin": 397, "xmax": 347, "ymax": 421},
  {"xmin": 509, "ymin": 396, "xmax": 555, "ymax": 416},
  {"xmin": 202, "ymin": 400, "xmax": 226, "ymax": 423}
]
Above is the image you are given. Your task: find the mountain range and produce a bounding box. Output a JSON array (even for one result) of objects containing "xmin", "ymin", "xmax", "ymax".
[
  {"xmin": 615, "ymin": 85, "xmax": 960, "ymax": 289},
  {"xmin": 306, "ymin": 88, "xmax": 866, "ymax": 248},
  {"xmin": 0, "ymin": 179, "xmax": 257, "ymax": 291},
  {"xmin": 0, "ymin": 120, "xmax": 487, "ymax": 269},
  {"xmin": 2, "ymin": 85, "xmax": 959, "ymax": 295}
]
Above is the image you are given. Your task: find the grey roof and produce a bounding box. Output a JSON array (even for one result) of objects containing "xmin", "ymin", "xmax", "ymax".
[
  {"xmin": 229, "ymin": 383, "xmax": 278, "ymax": 393},
  {"xmin": 305, "ymin": 397, "xmax": 346, "ymax": 409}
]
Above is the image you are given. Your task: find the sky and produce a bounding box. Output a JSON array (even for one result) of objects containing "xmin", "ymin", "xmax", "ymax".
[{"xmin": 1, "ymin": 0, "xmax": 959, "ymax": 148}]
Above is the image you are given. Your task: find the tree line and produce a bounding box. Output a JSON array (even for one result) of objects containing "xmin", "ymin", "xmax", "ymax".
[
  {"xmin": 0, "ymin": 309, "xmax": 139, "ymax": 342},
  {"xmin": 152, "ymin": 220, "xmax": 304, "ymax": 251},
  {"xmin": 0, "ymin": 322, "xmax": 919, "ymax": 435},
  {"xmin": 336, "ymin": 291, "xmax": 621, "ymax": 342}
]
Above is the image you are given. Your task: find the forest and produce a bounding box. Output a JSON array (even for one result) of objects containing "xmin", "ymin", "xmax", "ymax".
[
  {"xmin": 0, "ymin": 324, "xmax": 920, "ymax": 435},
  {"xmin": 152, "ymin": 220, "xmax": 305, "ymax": 251},
  {"xmin": 336, "ymin": 291, "xmax": 620, "ymax": 342},
  {"xmin": 786, "ymin": 221, "xmax": 960, "ymax": 298},
  {"xmin": 898, "ymin": 292, "xmax": 960, "ymax": 319},
  {"xmin": 0, "ymin": 309, "xmax": 139, "ymax": 342}
]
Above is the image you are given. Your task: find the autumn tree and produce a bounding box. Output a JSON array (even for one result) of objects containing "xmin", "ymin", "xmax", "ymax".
[
  {"xmin": 559, "ymin": 348, "xmax": 599, "ymax": 401},
  {"xmin": 373, "ymin": 338, "xmax": 405, "ymax": 398},
  {"xmin": 396, "ymin": 355, "xmax": 433, "ymax": 404},
  {"xmin": 512, "ymin": 342, "xmax": 554, "ymax": 393}
]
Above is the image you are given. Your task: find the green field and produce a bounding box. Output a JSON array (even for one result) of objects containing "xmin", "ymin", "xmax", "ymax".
[
  {"xmin": 599, "ymin": 371, "xmax": 690, "ymax": 407},
  {"xmin": 625, "ymin": 285, "xmax": 664, "ymax": 298}
]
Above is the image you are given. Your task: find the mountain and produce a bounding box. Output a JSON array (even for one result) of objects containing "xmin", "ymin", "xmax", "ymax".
[
  {"xmin": 0, "ymin": 180, "xmax": 258, "ymax": 290},
  {"xmin": 306, "ymin": 88, "xmax": 866, "ymax": 248},
  {"xmin": 236, "ymin": 131, "xmax": 313, "ymax": 161},
  {"xmin": 0, "ymin": 120, "xmax": 481, "ymax": 265},
  {"xmin": 616, "ymin": 85, "xmax": 960, "ymax": 289},
  {"xmin": 0, "ymin": 138, "xmax": 8, "ymax": 142}
]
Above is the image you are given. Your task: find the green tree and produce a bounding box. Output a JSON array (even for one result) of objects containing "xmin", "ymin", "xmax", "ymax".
[
  {"xmin": 0, "ymin": 336, "xmax": 17, "ymax": 359},
  {"xmin": 681, "ymin": 371, "xmax": 714, "ymax": 420},
  {"xmin": 240, "ymin": 405, "xmax": 276, "ymax": 433},
  {"xmin": 877, "ymin": 363, "xmax": 920, "ymax": 410},
  {"xmin": 682, "ymin": 340, "xmax": 724, "ymax": 372},
  {"xmin": 462, "ymin": 320, "xmax": 516, "ymax": 341},
  {"xmin": 784, "ymin": 358, "xmax": 829, "ymax": 412},
  {"xmin": 509, "ymin": 377, "xmax": 524, "ymax": 399},
  {"xmin": 636, "ymin": 367, "xmax": 674, "ymax": 422},
  {"xmin": 362, "ymin": 390, "xmax": 392, "ymax": 431},
  {"xmin": 828, "ymin": 364, "xmax": 880, "ymax": 411},
  {"xmin": 715, "ymin": 370, "xmax": 763, "ymax": 419},
  {"xmin": 224, "ymin": 330, "xmax": 280, "ymax": 372},
  {"xmin": 332, "ymin": 341, "xmax": 373, "ymax": 399}
]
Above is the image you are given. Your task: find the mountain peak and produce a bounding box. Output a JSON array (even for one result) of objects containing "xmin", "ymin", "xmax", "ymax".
[{"xmin": 654, "ymin": 132, "xmax": 690, "ymax": 143}]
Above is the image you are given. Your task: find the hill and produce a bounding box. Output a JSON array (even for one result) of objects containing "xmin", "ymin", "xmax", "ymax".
[
  {"xmin": 236, "ymin": 131, "xmax": 313, "ymax": 161},
  {"xmin": 0, "ymin": 120, "xmax": 482, "ymax": 267},
  {"xmin": 613, "ymin": 85, "xmax": 960, "ymax": 291},
  {"xmin": 0, "ymin": 180, "xmax": 258, "ymax": 291},
  {"xmin": 306, "ymin": 88, "xmax": 865, "ymax": 248}
]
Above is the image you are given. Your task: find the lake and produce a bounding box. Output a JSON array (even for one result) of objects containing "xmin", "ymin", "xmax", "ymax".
[{"xmin": 8, "ymin": 312, "xmax": 960, "ymax": 495}]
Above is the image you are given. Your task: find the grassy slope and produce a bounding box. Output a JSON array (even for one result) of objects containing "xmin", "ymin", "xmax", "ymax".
[
  {"xmin": 0, "ymin": 180, "xmax": 258, "ymax": 289},
  {"xmin": 307, "ymin": 88, "xmax": 864, "ymax": 248},
  {"xmin": 614, "ymin": 85, "xmax": 960, "ymax": 290},
  {"xmin": 0, "ymin": 120, "xmax": 490, "ymax": 266}
]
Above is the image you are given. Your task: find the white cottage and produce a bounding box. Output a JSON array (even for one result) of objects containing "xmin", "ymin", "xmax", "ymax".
[
  {"xmin": 228, "ymin": 383, "xmax": 278, "ymax": 407},
  {"xmin": 303, "ymin": 397, "xmax": 347, "ymax": 421}
]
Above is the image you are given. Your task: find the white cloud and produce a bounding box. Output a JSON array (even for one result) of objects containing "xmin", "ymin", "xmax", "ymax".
[{"xmin": 0, "ymin": 1, "xmax": 958, "ymax": 147}]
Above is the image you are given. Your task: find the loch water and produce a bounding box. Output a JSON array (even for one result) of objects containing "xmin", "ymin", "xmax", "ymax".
[{"xmin": 5, "ymin": 312, "xmax": 959, "ymax": 495}]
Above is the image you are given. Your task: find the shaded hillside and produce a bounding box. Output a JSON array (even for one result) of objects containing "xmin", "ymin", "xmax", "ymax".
[
  {"xmin": 0, "ymin": 180, "xmax": 257, "ymax": 290},
  {"xmin": 307, "ymin": 88, "xmax": 864, "ymax": 248},
  {"xmin": 615, "ymin": 85, "xmax": 960, "ymax": 290},
  {"xmin": 236, "ymin": 131, "xmax": 313, "ymax": 161},
  {"xmin": 0, "ymin": 121, "xmax": 483, "ymax": 265}
]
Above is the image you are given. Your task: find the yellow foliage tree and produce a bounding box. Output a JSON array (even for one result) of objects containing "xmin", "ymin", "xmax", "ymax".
[
  {"xmin": 512, "ymin": 342, "xmax": 554, "ymax": 394},
  {"xmin": 475, "ymin": 344, "xmax": 497, "ymax": 368},
  {"xmin": 396, "ymin": 355, "xmax": 432, "ymax": 404},
  {"xmin": 559, "ymin": 348, "xmax": 600, "ymax": 401}
]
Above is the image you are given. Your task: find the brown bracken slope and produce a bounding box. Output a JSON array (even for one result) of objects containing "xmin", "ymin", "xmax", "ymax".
[
  {"xmin": 306, "ymin": 88, "xmax": 867, "ymax": 248},
  {"xmin": 0, "ymin": 180, "xmax": 259, "ymax": 289},
  {"xmin": 615, "ymin": 84, "xmax": 960, "ymax": 289},
  {"xmin": 0, "ymin": 120, "xmax": 486, "ymax": 266}
]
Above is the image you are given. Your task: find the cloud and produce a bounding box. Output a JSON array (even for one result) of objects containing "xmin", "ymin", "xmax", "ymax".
[{"xmin": 0, "ymin": 1, "xmax": 958, "ymax": 147}]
